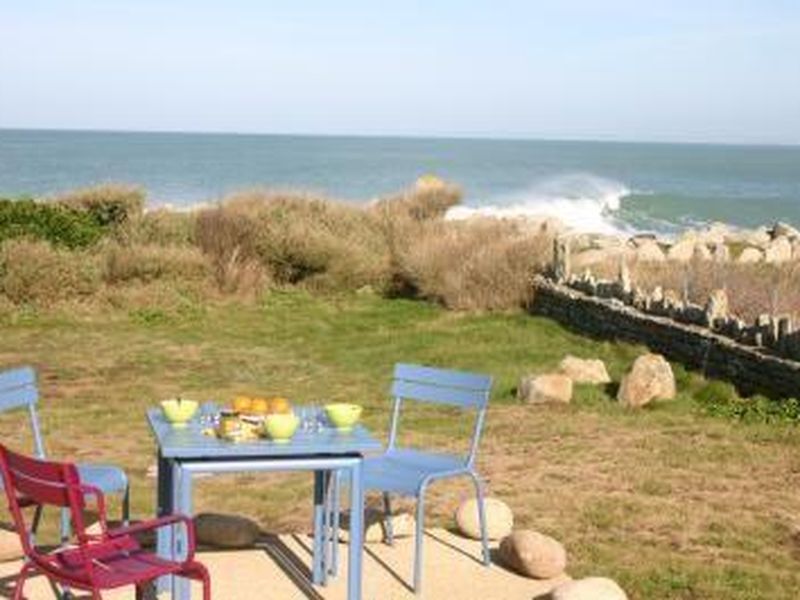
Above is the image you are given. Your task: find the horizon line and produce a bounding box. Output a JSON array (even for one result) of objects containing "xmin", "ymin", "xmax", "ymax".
[{"xmin": 0, "ymin": 125, "xmax": 797, "ymax": 150}]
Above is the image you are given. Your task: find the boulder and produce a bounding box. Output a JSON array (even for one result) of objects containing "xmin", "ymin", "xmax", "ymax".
[
  {"xmin": 737, "ymin": 247, "xmax": 763, "ymax": 264},
  {"xmin": 194, "ymin": 513, "xmax": 261, "ymax": 549},
  {"xmin": 551, "ymin": 577, "xmax": 628, "ymax": 600},
  {"xmin": 559, "ymin": 356, "xmax": 611, "ymax": 385},
  {"xmin": 518, "ymin": 374, "xmax": 573, "ymax": 404},
  {"xmin": 634, "ymin": 240, "xmax": 665, "ymax": 262},
  {"xmin": 0, "ymin": 526, "xmax": 23, "ymax": 563},
  {"xmin": 455, "ymin": 497, "xmax": 513, "ymax": 541},
  {"xmin": 666, "ymin": 239, "xmax": 695, "ymax": 262},
  {"xmin": 339, "ymin": 509, "xmax": 414, "ymax": 543},
  {"xmin": 498, "ymin": 530, "xmax": 567, "ymax": 579},
  {"xmin": 617, "ymin": 353, "xmax": 676, "ymax": 408},
  {"xmin": 771, "ymin": 221, "xmax": 800, "ymax": 240},
  {"xmin": 765, "ymin": 237, "xmax": 793, "ymax": 263}
]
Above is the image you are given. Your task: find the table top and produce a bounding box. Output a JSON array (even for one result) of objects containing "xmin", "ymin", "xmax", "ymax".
[{"xmin": 147, "ymin": 408, "xmax": 383, "ymax": 459}]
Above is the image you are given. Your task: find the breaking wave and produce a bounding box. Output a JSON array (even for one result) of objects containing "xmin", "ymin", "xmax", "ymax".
[{"xmin": 446, "ymin": 173, "xmax": 634, "ymax": 235}]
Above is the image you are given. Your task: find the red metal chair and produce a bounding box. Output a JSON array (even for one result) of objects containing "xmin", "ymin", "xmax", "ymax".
[{"xmin": 0, "ymin": 443, "xmax": 211, "ymax": 600}]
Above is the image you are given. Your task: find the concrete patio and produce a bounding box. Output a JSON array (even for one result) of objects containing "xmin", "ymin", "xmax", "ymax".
[{"xmin": 0, "ymin": 529, "xmax": 568, "ymax": 599}]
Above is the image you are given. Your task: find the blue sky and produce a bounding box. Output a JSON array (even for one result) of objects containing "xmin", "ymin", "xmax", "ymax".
[{"xmin": 1, "ymin": 0, "xmax": 798, "ymax": 144}]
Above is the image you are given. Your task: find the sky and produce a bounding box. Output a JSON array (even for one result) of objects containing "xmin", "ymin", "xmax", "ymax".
[{"xmin": 1, "ymin": 0, "xmax": 799, "ymax": 144}]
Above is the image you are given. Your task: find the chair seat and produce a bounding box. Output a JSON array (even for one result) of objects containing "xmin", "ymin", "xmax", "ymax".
[
  {"xmin": 77, "ymin": 463, "xmax": 128, "ymax": 494},
  {"xmin": 363, "ymin": 448, "xmax": 467, "ymax": 496},
  {"xmin": 48, "ymin": 539, "xmax": 188, "ymax": 589}
]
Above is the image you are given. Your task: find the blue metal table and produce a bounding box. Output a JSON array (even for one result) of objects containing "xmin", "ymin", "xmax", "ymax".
[{"xmin": 146, "ymin": 408, "xmax": 382, "ymax": 600}]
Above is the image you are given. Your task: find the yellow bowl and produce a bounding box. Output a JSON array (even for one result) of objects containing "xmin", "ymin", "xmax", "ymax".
[
  {"xmin": 161, "ymin": 399, "xmax": 199, "ymax": 427},
  {"xmin": 325, "ymin": 403, "xmax": 363, "ymax": 431},
  {"xmin": 264, "ymin": 413, "xmax": 299, "ymax": 443}
]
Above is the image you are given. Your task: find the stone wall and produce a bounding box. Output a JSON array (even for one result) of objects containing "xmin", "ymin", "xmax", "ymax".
[{"xmin": 530, "ymin": 276, "xmax": 800, "ymax": 399}]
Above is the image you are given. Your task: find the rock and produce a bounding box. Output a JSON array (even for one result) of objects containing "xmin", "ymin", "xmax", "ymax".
[
  {"xmin": 617, "ymin": 353, "xmax": 676, "ymax": 407},
  {"xmin": 0, "ymin": 526, "xmax": 23, "ymax": 562},
  {"xmin": 559, "ymin": 356, "xmax": 611, "ymax": 385},
  {"xmin": 705, "ymin": 289, "xmax": 729, "ymax": 327},
  {"xmin": 737, "ymin": 247, "xmax": 763, "ymax": 264},
  {"xmin": 455, "ymin": 497, "xmax": 513, "ymax": 541},
  {"xmin": 194, "ymin": 513, "xmax": 261, "ymax": 549},
  {"xmin": 339, "ymin": 509, "xmax": 414, "ymax": 543},
  {"xmin": 572, "ymin": 248, "xmax": 621, "ymax": 270},
  {"xmin": 635, "ymin": 240, "xmax": 665, "ymax": 262},
  {"xmin": 693, "ymin": 243, "xmax": 712, "ymax": 261},
  {"xmin": 771, "ymin": 222, "xmax": 800, "ymax": 240},
  {"xmin": 666, "ymin": 239, "xmax": 696, "ymax": 262},
  {"xmin": 498, "ymin": 530, "xmax": 567, "ymax": 579},
  {"xmin": 518, "ymin": 374, "xmax": 573, "ymax": 404},
  {"xmin": 765, "ymin": 237, "xmax": 793, "ymax": 263},
  {"xmin": 709, "ymin": 242, "xmax": 730, "ymax": 262},
  {"xmin": 551, "ymin": 577, "xmax": 628, "ymax": 600}
]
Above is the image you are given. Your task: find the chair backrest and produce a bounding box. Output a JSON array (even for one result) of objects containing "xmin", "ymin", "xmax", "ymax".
[
  {"xmin": 0, "ymin": 367, "xmax": 46, "ymax": 458},
  {"xmin": 388, "ymin": 363, "xmax": 492, "ymax": 467},
  {"xmin": 0, "ymin": 444, "xmax": 92, "ymax": 560}
]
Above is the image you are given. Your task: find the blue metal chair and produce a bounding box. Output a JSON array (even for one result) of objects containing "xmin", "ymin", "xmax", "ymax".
[
  {"xmin": 334, "ymin": 363, "xmax": 493, "ymax": 595},
  {"xmin": 0, "ymin": 366, "xmax": 130, "ymax": 539}
]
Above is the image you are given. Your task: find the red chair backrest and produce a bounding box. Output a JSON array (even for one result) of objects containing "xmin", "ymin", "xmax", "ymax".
[{"xmin": 0, "ymin": 444, "xmax": 89, "ymax": 556}]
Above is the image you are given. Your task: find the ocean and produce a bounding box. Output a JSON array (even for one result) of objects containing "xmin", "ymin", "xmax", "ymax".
[{"xmin": 1, "ymin": 128, "xmax": 798, "ymax": 235}]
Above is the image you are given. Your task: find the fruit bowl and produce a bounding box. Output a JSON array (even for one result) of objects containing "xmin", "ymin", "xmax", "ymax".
[
  {"xmin": 161, "ymin": 398, "xmax": 199, "ymax": 427},
  {"xmin": 324, "ymin": 403, "xmax": 363, "ymax": 431},
  {"xmin": 263, "ymin": 413, "xmax": 299, "ymax": 443}
]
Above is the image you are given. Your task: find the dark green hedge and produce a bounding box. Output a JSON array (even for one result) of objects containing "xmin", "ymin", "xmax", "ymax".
[{"xmin": 0, "ymin": 198, "xmax": 105, "ymax": 249}]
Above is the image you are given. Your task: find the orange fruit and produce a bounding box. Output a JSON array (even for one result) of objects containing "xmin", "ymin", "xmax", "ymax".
[
  {"xmin": 269, "ymin": 397, "xmax": 292, "ymax": 415},
  {"xmin": 251, "ymin": 397, "xmax": 269, "ymax": 415},
  {"xmin": 233, "ymin": 396, "xmax": 252, "ymax": 413}
]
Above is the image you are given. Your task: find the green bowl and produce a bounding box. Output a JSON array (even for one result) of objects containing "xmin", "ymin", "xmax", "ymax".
[
  {"xmin": 325, "ymin": 403, "xmax": 363, "ymax": 431},
  {"xmin": 161, "ymin": 399, "xmax": 199, "ymax": 427},
  {"xmin": 264, "ymin": 413, "xmax": 299, "ymax": 443}
]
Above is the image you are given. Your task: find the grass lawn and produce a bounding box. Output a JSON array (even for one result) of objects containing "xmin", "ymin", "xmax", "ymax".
[{"xmin": 1, "ymin": 290, "xmax": 799, "ymax": 599}]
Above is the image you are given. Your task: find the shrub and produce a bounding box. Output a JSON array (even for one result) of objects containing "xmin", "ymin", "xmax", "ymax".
[
  {"xmin": 0, "ymin": 239, "xmax": 100, "ymax": 305},
  {"xmin": 0, "ymin": 198, "xmax": 104, "ymax": 248},
  {"xmin": 134, "ymin": 208, "xmax": 196, "ymax": 246},
  {"xmin": 55, "ymin": 184, "xmax": 145, "ymax": 231},
  {"xmin": 393, "ymin": 219, "xmax": 554, "ymax": 310},
  {"xmin": 101, "ymin": 242, "xmax": 210, "ymax": 285}
]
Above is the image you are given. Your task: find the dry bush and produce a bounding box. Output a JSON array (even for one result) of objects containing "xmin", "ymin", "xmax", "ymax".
[
  {"xmin": 630, "ymin": 258, "xmax": 800, "ymax": 321},
  {"xmin": 195, "ymin": 190, "xmax": 388, "ymax": 292},
  {"xmin": 372, "ymin": 179, "xmax": 462, "ymax": 222},
  {"xmin": 101, "ymin": 242, "xmax": 210, "ymax": 285},
  {"xmin": 54, "ymin": 184, "xmax": 145, "ymax": 234},
  {"xmin": 0, "ymin": 239, "xmax": 100, "ymax": 306},
  {"xmin": 134, "ymin": 208, "xmax": 196, "ymax": 245},
  {"xmin": 394, "ymin": 219, "xmax": 553, "ymax": 310}
]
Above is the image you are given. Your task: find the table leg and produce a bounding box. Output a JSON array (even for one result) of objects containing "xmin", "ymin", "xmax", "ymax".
[
  {"xmin": 156, "ymin": 451, "xmax": 173, "ymax": 594},
  {"xmin": 312, "ymin": 470, "xmax": 325, "ymax": 585},
  {"xmin": 172, "ymin": 462, "xmax": 192, "ymax": 600},
  {"xmin": 347, "ymin": 460, "xmax": 364, "ymax": 600},
  {"xmin": 330, "ymin": 471, "xmax": 341, "ymax": 577}
]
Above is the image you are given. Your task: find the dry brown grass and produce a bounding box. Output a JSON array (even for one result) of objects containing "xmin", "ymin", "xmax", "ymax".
[
  {"xmin": 0, "ymin": 239, "xmax": 100, "ymax": 305},
  {"xmin": 100, "ymin": 242, "xmax": 209, "ymax": 285},
  {"xmin": 630, "ymin": 258, "xmax": 800, "ymax": 321}
]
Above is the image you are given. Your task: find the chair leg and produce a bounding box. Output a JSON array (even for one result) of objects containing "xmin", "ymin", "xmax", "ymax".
[
  {"xmin": 383, "ymin": 492, "xmax": 394, "ymax": 546},
  {"xmin": 413, "ymin": 490, "xmax": 426, "ymax": 594},
  {"xmin": 329, "ymin": 470, "xmax": 340, "ymax": 576},
  {"xmin": 12, "ymin": 562, "xmax": 33, "ymax": 600},
  {"xmin": 469, "ymin": 472, "xmax": 491, "ymax": 567},
  {"xmin": 122, "ymin": 485, "xmax": 131, "ymax": 526}
]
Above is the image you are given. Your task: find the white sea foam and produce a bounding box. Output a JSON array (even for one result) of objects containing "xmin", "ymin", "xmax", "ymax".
[{"xmin": 445, "ymin": 173, "xmax": 632, "ymax": 235}]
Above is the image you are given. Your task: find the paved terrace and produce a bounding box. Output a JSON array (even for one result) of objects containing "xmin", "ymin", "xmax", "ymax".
[{"xmin": 0, "ymin": 529, "xmax": 567, "ymax": 599}]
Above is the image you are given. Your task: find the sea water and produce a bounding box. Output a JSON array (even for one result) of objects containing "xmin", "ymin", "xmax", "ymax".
[{"xmin": 0, "ymin": 128, "xmax": 798, "ymax": 235}]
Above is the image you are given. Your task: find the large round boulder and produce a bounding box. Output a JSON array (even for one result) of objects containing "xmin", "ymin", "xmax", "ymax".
[
  {"xmin": 518, "ymin": 374, "xmax": 573, "ymax": 404},
  {"xmin": 559, "ymin": 355, "xmax": 611, "ymax": 385},
  {"xmin": 194, "ymin": 513, "xmax": 261, "ymax": 549},
  {"xmin": 551, "ymin": 577, "xmax": 628, "ymax": 600},
  {"xmin": 498, "ymin": 530, "xmax": 567, "ymax": 579},
  {"xmin": 455, "ymin": 497, "xmax": 513, "ymax": 541},
  {"xmin": 617, "ymin": 353, "xmax": 676, "ymax": 408}
]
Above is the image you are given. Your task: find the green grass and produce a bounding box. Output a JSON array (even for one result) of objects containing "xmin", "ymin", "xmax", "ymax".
[{"xmin": 1, "ymin": 290, "xmax": 799, "ymax": 599}]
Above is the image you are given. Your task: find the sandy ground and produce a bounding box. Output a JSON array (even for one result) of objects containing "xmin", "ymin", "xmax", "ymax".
[{"xmin": 0, "ymin": 529, "xmax": 567, "ymax": 600}]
